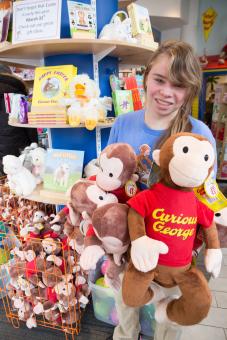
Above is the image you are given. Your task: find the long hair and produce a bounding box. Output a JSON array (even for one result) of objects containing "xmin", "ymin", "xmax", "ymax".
[{"xmin": 143, "ymin": 40, "xmax": 202, "ymax": 148}]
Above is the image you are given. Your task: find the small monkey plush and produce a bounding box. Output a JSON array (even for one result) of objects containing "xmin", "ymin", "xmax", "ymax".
[{"xmin": 122, "ymin": 132, "xmax": 222, "ymax": 326}]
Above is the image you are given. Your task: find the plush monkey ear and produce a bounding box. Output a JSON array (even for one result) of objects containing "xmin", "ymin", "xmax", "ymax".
[{"xmin": 152, "ymin": 150, "xmax": 160, "ymax": 166}]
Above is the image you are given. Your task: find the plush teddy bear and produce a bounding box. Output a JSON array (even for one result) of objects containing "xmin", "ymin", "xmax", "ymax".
[
  {"xmin": 122, "ymin": 132, "xmax": 222, "ymax": 326},
  {"xmin": 3, "ymin": 155, "xmax": 37, "ymax": 196}
]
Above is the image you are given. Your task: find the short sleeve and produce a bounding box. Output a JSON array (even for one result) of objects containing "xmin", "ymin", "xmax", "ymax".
[
  {"xmin": 127, "ymin": 189, "xmax": 154, "ymax": 217},
  {"xmin": 196, "ymin": 199, "xmax": 214, "ymax": 228},
  {"xmin": 107, "ymin": 118, "xmax": 120, "ymax": 144}
]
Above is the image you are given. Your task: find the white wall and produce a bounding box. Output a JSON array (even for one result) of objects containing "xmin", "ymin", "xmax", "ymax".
[{"xmin": 161, "ymin": 28, "xmax": 181, "ymax": 42}]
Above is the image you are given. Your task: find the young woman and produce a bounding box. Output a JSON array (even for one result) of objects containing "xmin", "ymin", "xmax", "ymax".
[{"xmin": 107, "ymin": 40, "xmax": 217, "ymax": 340}]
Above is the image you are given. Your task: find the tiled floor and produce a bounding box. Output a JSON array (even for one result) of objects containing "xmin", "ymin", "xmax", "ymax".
[{"xmin": 180, "ymin": 248, "xmax": 227, "ymax": 340}]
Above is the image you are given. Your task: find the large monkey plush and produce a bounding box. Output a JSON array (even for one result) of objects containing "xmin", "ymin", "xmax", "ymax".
[{"xmin": 122, "ymin": 132, "xmax": 222, "ymax": 326}]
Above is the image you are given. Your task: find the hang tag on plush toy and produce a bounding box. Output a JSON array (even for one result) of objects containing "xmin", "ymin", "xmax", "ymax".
[
  {"xmin": 194, "ymin": 177, "xmax": 227, "ymax": 212},
  {"xmin": 125, "ymin": 179, "xmax": 137, "ymax": 197},
  {"xmin": 204, "ymin": 176, "xmax": 219, "ymax": 198}
]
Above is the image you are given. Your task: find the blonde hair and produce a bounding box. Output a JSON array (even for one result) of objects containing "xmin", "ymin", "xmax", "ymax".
[{"xmin": 143, "ymin": 40, "xmax": 202, "ymax": 148}]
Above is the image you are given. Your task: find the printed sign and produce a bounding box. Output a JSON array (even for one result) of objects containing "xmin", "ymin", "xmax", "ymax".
[{"xmin": 12, "ymin": 0, "xmax": 62, "ymax": 44}]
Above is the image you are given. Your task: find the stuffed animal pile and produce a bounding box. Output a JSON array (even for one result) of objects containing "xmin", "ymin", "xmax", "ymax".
[
  {"xmin": 1, "ymin": 142, "xmax": 139, "ymax": 329},
  {"xmin": 6, "ymin": 208, "xmax": 90, "ymax": 329},
  {"xmin": 1, "ymin": 137, "xmax": 226, "ymax": 331}
]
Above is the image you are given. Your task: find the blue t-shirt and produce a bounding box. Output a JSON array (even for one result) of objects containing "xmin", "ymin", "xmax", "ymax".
[{"xmin": 108, "ymin": 109, "xmax": 217, "ymax": 176}]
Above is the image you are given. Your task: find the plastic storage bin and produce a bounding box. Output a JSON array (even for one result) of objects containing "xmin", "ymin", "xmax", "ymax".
[{"xmin": 89, "ymin": 259, "xmax": 155, "ymax": 337}]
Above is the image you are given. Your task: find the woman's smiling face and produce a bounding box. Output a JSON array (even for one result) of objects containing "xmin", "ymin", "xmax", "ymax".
[{"xmin": 145, "ymin": 54, "xmax": 188, "ymax": 118}]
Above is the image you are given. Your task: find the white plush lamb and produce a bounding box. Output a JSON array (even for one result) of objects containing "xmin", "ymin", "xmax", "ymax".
[
  {"xmin": 30, "ymin": 147, "xmax": 46, "ymax": 184},
  {"xmin": 3, "ymin": 155, "xmax": 37, "ymax": 196}
]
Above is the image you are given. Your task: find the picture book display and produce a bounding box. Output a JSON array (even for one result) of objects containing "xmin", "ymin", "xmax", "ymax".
[
  {"xmin": 42, "ymin": 148, "xmax": 84, "ymax": 194},
  {"xmin": 67, "ymin": 1, "xmax": 96, "ymax": 39},
  {"xmin": 31, "ymin": 65, "xmax": 77, "ymax": 114}
]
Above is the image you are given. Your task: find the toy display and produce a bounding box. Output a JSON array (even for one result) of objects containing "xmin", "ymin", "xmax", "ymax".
[
  {"xmin": 122, "ymin": 132, "xmax": 222, "ymax": 326},
  {"xmin": 59, "ymin": 73, "xmax": 112, "ymax": 130}
]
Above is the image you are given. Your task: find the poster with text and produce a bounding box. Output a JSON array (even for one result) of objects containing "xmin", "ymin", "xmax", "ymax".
[{"xmin": 12, "ymin": 0, "xmax": 62, "ymax": 44}]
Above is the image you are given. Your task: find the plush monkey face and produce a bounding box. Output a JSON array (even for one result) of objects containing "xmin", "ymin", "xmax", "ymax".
[
  {"xmin": 92, "ymin": 203, "xmax": 130, "ymax": 252},
  {"xmin": 96, "ymin": 143, "xmax": 137, "ymax": 191},
  {"xmin": 153, "ymin": 133, "xmax": 215, "ymax": 188},
  {"xmin": 42, "ymin": 238, "xmax": 61, "ymax": 255},
  {"xmin": 70, "ymin": 180, "xmax": 118, "ymax": 216},
  {"xmin": 33, "ymin": 210, "xmax": 45, "ymax": 223}
]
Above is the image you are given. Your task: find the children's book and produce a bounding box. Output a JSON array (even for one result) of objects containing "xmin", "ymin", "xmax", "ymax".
[
  {"xmin": 31, "ymin": 65, "xmax": 77, "ymax": 113},
  {"xmin": 112, "ymin": 90, "xmax": 134, "ymax": 116},
  {"xmin": 42, "ymin": 148, "xmax": 84, "ymax": 193},
  {"xmin": 127, "ymin": 3, "xmax": 152, "ymax": 37},
  {"xmin": 67, "ymin": 1, "xmax": 96, "ymax": 39}
]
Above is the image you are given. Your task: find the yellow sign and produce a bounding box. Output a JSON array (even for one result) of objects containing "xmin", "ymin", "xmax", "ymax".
[{"xmin": 202, "ymin": 7, "xmax": 217, "ymax": 42}]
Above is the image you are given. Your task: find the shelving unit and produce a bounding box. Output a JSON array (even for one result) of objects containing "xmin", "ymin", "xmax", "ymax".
[
  {"xmin": 9, "ymin": 118, "xmax": 115, "ymax": 129},
  {"xmin": 0, "ymin": 38, "xmax": 157, "ymax": 68},
  {"xmin": 22, "ymin": 184, "xmax": 69, "ymax": 205},
  {"xmin": 4, "ymin": 0, "xmax": 154, "ymax": 205}
]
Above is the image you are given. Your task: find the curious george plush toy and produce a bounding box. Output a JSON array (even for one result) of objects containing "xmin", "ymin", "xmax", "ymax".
[{"xmin": 122, "ymin": 132, "xmax": 222, "ymax": 326}]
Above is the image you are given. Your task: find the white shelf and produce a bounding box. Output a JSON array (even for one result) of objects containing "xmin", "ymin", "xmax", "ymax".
[
  {"xmin": 8, "ymin": 118, "xmax": 115, "ymax": 129},
  {"xmin": 0, "ymin": 38, "xmax": 157, "ymax": 67},
  {"xmin": 22, "ymin": 184, "xmax": 68, "ymax": 205}
]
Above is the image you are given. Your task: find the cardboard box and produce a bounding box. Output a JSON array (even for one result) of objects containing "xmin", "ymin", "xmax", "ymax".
[{"xmin": 31, "ymin": 65, "xmax": 77, "ymax": 113}]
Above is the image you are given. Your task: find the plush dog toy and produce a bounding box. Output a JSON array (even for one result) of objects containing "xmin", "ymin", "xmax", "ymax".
[{"xmin": 122, "ymin": 132, "xmax": 222, "ymax": 326}]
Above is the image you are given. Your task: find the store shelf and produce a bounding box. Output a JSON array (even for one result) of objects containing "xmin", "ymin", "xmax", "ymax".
[
  {"xmin": 9, "ymin": 117, "xmax": 115, "ymax": 129},
  {"xmin": 22, "ymin": 183, "xmax": 69, "ymax": 205},
  {"xmin": 0, "ymin": 38, "xmax": 157, "ymax": 67}
]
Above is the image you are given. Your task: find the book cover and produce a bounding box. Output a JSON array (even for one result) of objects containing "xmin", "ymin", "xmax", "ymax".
[
  {"xmin": 112, "ymin": 90, "xmax": 134, "ymax": 116},
  {"xmin": 67, "ymin": 1, "xmax": 96, "ymax": 39},
  {"xmin": 43, "ymin": 148, "xmax": 84, "ymax": 193},
  {"xmin": 127, "ymin": 3, "xmax": 153, "ymax": 37},
  {"xmin": 31, "ymin": 65, "xmax": 77, "ymax": 111}
]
